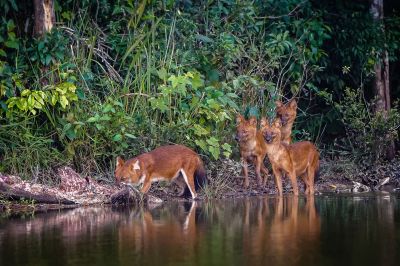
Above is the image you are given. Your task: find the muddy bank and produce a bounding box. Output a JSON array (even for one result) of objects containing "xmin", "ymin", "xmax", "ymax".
[{"xmin": 1, "ymin": 157, "xmax": 400, "ymax": 212}]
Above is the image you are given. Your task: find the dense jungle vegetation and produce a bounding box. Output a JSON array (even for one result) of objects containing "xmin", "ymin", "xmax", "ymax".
[{"xmin": 0, "ymin": 0, "xmax": 399, "ymax": 181}]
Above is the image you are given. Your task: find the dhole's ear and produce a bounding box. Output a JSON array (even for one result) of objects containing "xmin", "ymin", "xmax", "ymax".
[
  {"xmin": 275, "ymin": 100, "xmax": 283, "ymax": 108},
  {"xmin": 260, "ymin": 117, "xmax": 268, "ymax": 127},
  {"xmin": 288, "ymin": 99, "xmax": 297, "ymax": 109},
  {"xmin": 273, "ymin": 118, "xmax": 282, "ymax": 128},
  {"xmin": 116, "ymin": 157, "xmax": 124, "ymax": 168},
  {"xmin": 249, "ymin": 116, "xmax": 257, "ymax": 126},
  {"xmin": 131, "ymin": 160, "xmax": 141, "ymax": 171},
  {"xmin": 236, "ymin": 114, "xmax": 244, "ymax": 124}
]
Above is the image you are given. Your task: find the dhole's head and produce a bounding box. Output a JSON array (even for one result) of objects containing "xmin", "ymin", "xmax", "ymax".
[
  {"xmin": 275, "ymin": 99, "xmax": 297, "ymax": 126},
  {"xmin": 235, "ymin": 114, "xmax": 257, "ymax": 142},
  {"xmin": 115, "ymin": 157, "xmax": 142, "ymax": 184},
  {"xmin": 260, "ymin": 118, "xmax": 282, "ymax": 144}
]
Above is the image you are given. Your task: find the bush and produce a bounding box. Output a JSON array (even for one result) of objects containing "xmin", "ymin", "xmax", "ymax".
[{"xmin": 335, "ymin": 87, "xmax": 400, "ymax": 162}]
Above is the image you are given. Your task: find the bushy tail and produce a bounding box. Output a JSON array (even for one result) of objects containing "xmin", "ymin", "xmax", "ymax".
[
  {"xmin": 314, "ymin": 153, "xmax": 321, "ymax": 181},
  {"xmin": 194, "ymin": 158, "xmax": 208, "ymax": 190}
]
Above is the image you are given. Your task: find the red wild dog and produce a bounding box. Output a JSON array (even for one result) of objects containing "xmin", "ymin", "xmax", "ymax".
[
  {"xmin": 115, "ymin": 145, "xmax": 207, "ymax": 199},
  {"xmin": 275, "ymin": 99, "xmax": 297, "ymax": 144},
  {"xmin": 235, "ymin": 115, "xmax": 269, "ymax": 188},
  {"xmin": 260, "ymin": 118, "xmax": 319, "ymax": 195}
]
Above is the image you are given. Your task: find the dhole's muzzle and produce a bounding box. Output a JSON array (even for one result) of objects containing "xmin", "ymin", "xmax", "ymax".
[
  {"xmin": 280, "ymin": 115, "xmax": 289, "ymax": 126},
  {"xmin": 235, "ymin": 133, "xmax": 241, "ymax": 142},
  {"xmin": 263, "ymin": 133, "xmax": 273, "ymax": 143}
]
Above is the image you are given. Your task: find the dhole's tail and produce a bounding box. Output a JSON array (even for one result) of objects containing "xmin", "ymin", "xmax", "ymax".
[
  {"xmin": 314, "ymin": 152, "xmax": 321, "ymax": 181},
  {"xmin": 194, "ymin": 158, "xmax": 208, "ymax": 190}
]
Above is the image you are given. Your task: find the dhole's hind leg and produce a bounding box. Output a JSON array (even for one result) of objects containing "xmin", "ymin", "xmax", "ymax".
[
  {"xmin": 306, "ymin": 166, "xmax": 315, "ymax": 195},
  {"xmin": 301, "ymin": 173, "xmax": 311, "ymax": 194},
  {"xmin": 288, "ymin": 170, "xmax": 299, "ymax": 196},
  {"xmin": 180, "ymin": 168, "xmax": 197, "ymax": 199}
]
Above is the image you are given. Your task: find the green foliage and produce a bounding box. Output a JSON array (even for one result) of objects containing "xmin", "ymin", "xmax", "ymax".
[
  {"xmin": 0, "ymin": 0, "xmax": 399, "ymax": 180},
  {"xmin": 335, "ymin": 88, "xmax": 400, "ymax": 162}
]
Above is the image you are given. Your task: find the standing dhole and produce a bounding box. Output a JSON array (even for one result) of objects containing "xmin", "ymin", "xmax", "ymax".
[
  {"xmin": 115, "ymin": 145, "xmax": 206, "ymax": 199},
  {"xmin": 235, "ymin": 115, "xmax": 269, "ymax": 188},
  {"xmin": 275, "ymin": 99, "xmax": 297, "ymax": 144},
  {"xmin": 260, "ymin": 118, "xmax": 319, "ymax": 195}
]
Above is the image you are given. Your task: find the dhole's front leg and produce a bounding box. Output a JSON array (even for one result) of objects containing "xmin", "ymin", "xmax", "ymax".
[
  {"xmin": 241, "ymin": 157, "xmax": 249, "ymax": 188},
  {"xmin": 261, "ymin": 164, "xmax": 269, "ymax": 186},
  {"xmin": 272, "ymin": 165, "xmax": 283, "ymax": 196},
  {"xmin": 254, "ymin": 156, "xmax": 263, "ymax": 186},
  {"xmin": 141, "ymin": 179, "xmax": 152, "ymax": 194}
]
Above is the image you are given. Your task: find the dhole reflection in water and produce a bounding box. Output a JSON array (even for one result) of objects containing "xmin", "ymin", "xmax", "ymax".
[{"xmin": 0, "ymin": 195, "xmax": 399, "ymax": 266}]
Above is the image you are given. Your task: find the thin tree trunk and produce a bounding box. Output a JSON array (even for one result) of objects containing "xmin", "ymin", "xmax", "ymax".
[
  {"xmin": 33, "ymin": 0, "xmax": 55, "ymax": 37},
  {"xmin": 370, "ymin": 0, "xmax": 395, "ymax": 160},
  {"xmin": 33, "ymin": 0, "xmax": 55, "ymax": 86}
]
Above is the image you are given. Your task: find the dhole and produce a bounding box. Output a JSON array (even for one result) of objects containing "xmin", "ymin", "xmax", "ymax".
[
  {"xmin": 115, "ymin": 145, "xmax": 206, "ymax": 199},
  {"xmin": 260, "ymin": 118, "xmax": 319, "ymax": 195},
  {"xmin": 275, "ymin": 99, "xmax": 297, "ymax": 144},
  {"xmin": 235, "ymin": 115, "xmax": 269, "ymax": 188}
]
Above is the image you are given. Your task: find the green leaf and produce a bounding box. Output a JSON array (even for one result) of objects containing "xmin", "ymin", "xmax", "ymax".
[
  {"xmin": 51, "ymin": 94, "xmax": 58, "ymax": 106},
  {"xmin": 7, "ymin": 20, "xmax": 16, "ymax": 31},
  {"xmin": 112, "ymin": 134, "xmax": 122, "ymax": 142},
  {"xmin": 87, "ymin": 117, "xmax": 98, "ymax": 123},
  {"xmin": 21, "ymin": 89, "xmax": 30, "ymax": 96},
  {"xmin": 99, "ymin": 115, "xmax": 111, "ymax": 121},
  {"xmin": 45, "ymin": 54, "xmax": 52, "ymax": 65},
  {"xmin": 157, "ymin": 68, "xmax": 167, "ymax": 81},
  {"xmin": 222, "ymin": 143, "xmax": 232, "ymax": 152},
  {"xmin": 206, "ymin": 137, "xmax": 219, "ymax": 147},
  {"xmin": 208, "ymin": 146, "xmax": 220, "ymax": 160},
  {"xmin": 95, "ymin": 124, "xmax": 104, "ymax": 130},
  {"xmin": 76, "ymin": 88, "xmax": 85, "ymax": 100},
  {"xmin": 60, "ymin": 95, "xmax": 68, "ymax": 108},
  {"xmin": 38, "ymin": 41, "xmax": 45, "ymax": 51},
  {"xmin": 124, "ymin": 133, "xmax": 136, "ymax": 139},
  {"xmin": 195, "ymin": 139, "xmax": 207, "ymax": 151},
  {"xmin": 195, "ymin": 34, "xmax": 214, "ymax": 43},
  {"xmin": 5, "ymin": 40, "xmax": 18, "ymax": 49},
  {"xmin": 102, "ymin": 104, "xmax": 113, "ymax": 113},
  {"xmin": 193, "ymin": 124, "xmax": 209, "ymax": 136},
  {"xmin": 191, "ymin": 72, "xmax": 204, "ymax": 89}
]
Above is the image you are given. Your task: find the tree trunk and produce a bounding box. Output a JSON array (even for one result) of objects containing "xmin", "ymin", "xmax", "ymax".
[
  {"xmin": 370, "ymin": 0, "xmax": 395, "ymax": 160},
  {"xmin": 0, "ymin": 181, "xmax": 76, "ymax": 205},
  {"xmin": 33, "ymin": 0, "xmax": 55, "ymax": 86},
  {"xmin": 33, "ymin": 0, "xmax": 55, "ymax": 37}
]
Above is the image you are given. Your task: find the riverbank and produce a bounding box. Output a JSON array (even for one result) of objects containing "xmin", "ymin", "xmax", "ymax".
[{"xmin": 1, "ymin": 157, "xmax": 399, "ymax": 212}]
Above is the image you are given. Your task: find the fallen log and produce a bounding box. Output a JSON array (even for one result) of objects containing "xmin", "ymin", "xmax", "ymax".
[{"xmin": 0, "ymin": 181, "xmax": 76, "ymax": 205}]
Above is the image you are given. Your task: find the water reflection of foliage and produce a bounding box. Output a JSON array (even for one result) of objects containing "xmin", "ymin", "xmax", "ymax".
[{"xmin": 0, "ymin": 196, "xmax": 397, "ymax": 265}]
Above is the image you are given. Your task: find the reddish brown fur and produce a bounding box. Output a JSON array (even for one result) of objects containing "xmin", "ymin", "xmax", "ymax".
[
  {"xmin": 235, "ymin": 115, "xmax": 269, "ymax": 188},
  {"xmin": 275, "ymin": 99, "xmax": 297, "ymax": 144},
  {"xmin": 260, "ymin": 118, "xmax": 319, "ymax": 196},
  {"xmin": 115, "ymin": 145, "xmax": 206, "ymax": 199}
]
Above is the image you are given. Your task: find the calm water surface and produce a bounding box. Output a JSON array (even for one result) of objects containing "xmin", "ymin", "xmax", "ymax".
[{"xmin": 1, "ymin": 194, "xmax": 400, "ymax": 266}]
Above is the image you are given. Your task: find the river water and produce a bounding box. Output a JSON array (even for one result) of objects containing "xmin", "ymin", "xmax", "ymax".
[{"xmin": 1, "ymin": 194, "xmax": 399, "ymax": 266}]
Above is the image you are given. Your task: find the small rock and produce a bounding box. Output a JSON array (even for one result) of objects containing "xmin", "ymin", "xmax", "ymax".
[{"xmin": 146, "ymin": 194, "xmax": 163, "ymax": 204}]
